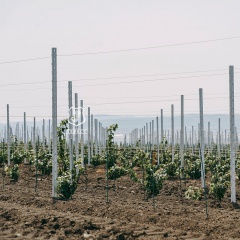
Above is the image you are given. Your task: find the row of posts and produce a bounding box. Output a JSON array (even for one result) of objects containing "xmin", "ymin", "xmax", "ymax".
[
  {"xmin": 129, "ymin": 119, "xmax": 238, "ymax": 154},
  {"xmin": 129, "ymin": 66, "xmax": 236, "ymax": 202},
  {"xmin": 5, "ymin": 49, "xmax": 235, "ymax": 202},
  {"xmin": 3, "ymin": 107, "xmax": 108, "ymax": 164}
]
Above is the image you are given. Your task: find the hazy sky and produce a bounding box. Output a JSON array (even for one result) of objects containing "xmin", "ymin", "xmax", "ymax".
[{"xmin": 1, "ymin": 1, "xmax": 240, "ymax": 122}]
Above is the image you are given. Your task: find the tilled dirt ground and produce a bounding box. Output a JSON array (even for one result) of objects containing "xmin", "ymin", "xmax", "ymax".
[{"xmin": 1, "ymin": 165, "xmax": 240, "ymax": 239}]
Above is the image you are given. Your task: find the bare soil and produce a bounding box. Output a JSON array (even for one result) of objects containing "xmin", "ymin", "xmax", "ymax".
[{"xmin": 1, "ymin": 164, "xmax": 240, "ymax": 239}]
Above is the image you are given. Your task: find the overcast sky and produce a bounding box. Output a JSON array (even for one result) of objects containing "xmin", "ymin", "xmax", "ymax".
[{"xmin": 1, "ymin": 1, "xmax": 240, "ymax": 122}]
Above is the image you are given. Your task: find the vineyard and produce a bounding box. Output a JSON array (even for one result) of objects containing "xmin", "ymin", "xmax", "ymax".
[
  {"xmin": 2, "ymin": 1, "xmax": 240, "ymax": 238},
  {"xmin": 0, "ymin": 51, "xmax": 240, "ymax": 239},
  {"xmin": 1, "ymin": 113, "xmax": 240, "ymax": 239}
]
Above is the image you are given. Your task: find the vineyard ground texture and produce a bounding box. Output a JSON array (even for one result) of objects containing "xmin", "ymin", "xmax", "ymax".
[{"xmin": 1, "ymin": 164, "xmax": 240, "ymax": 239}]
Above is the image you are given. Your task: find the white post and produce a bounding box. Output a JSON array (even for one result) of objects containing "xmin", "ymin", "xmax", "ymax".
[
  {"xmin": 180, "ymin": 95, "xmax": 184, "ymax": 176},
  {"xmin": 7, "ymin": 104, "xmax": 10, "ymax": 166},
  {"xmin": 218, "ymin": 118, "xmax": 221, "ymax": 158},
  {"xmin": 143, "ymin": 126, "xmax": 146, "ymax": 151},
  {"xmin": 235, "ymin": 127, "xmax": 238, "ymax": 152},
  {"xmin": 199, "ymin": 88, "xmax": 205, "ymax": 188},
  {"xmin": 225, "ymin": 129, "xmax": 227, "ymax": 159},
  {"xmin": 80, "ymin": 100, "xmax": 84, "ymax": 167},
  {"xmin": 33, "ymin": 117, "xmax": 36, "ymax": 152},
  {"xmin": 161, "ymin": 109, "xmax": 164, "ymax": 142},
  {"xmin": 88, "ymin": 107, "xmax": 91, "ymax": 165},
  {"xmin": 192, "ymin": 126, "xmax": 194, "ymax": 154},
  {"xmin": 43, "ymin": 119, "xmax": 45, "ymax": 150},
  {"xmin": 149, "ymin": 122, "xmax": 152, "ymax": 148},
  {"xmin": 48, "ymin": 119, "xmax": 51, "ymax": 151},
  {"xmin": 24, "ymin": 112, "xmax": 27, "ymax": 164},
  {"xmin": 52, "ymin": 47, "xmax": 58, "ymax": 198},
  {"xmin": 68, "ymin": 81, "xmax": 73, "ymax": 172},
  {"xmin": 152, "ymin": 120, "xmax": 154, "ymax": 147},
  {"xmin": 229, "ymin": 65, "xmax": 236, "ymax": 203},
  {"xmin": 94, "ymin": 119, "xmax": 98, "ymax": 155},
  {"xmin": 91, "ymin": 114, "xmax": 94, "ymax": 157},
  {"xmin": 99, "ymin": 122, "xmax": 102, "ymax": 154},
  {"xmin": 139, "ymin": 129, "xmax": 142, "ymax": 147},
  {"xmin": 75, "ymin": 93, "xmax": 79, "ymax": 161},
  {"xmin": 171, "ymin": 104, "xmax": 174, "ymax": 162},
  {"xmin": 146, "ymin": 123, "xmax": 149, "ymax": 153}
]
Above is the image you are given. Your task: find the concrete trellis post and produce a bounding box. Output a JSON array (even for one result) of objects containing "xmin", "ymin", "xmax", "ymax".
[
  {"xmin": 199, "ymin": 88, "xmax": 206, "ymax": 188},
  {"xmin": 156, "ymin": 116, "xmax": 159, "ymax": 165},
  {"xmin": 80, "ymin": 100, "xmax": 84, "ymax": 167},
  {"xmin": 94, "ymin": 119, "xmax": 98, "ymax": 155},
  {"xmin": 218, "ymin": 118, "xmax": 221, "ymax": 158},
  {"xmin": 146, "ymin": 123, "xmax": 149, "ymax": 153},
  {"xmin": 225, "ymin": 129, "xmax": 227, "ymax": 159},
  {"xmin": 180, "ymin": 95, "xmax": 184, "ymax": 176},
  {"xmin": 152, "ymin": 120, "xmax": 154, "ymax": 147},
  {"xmin": 140, "ymin": 128, "xmax": 142, "ymax": 148},
  {"xmin": 91, "ymin": 114, "xmax": 94, "ymax": 157},
  {"xmin": 48, "ymin": 119, "xmax": 51, "ymax": 150},
  {"xmin": 24, "ymin": 112, "xmax": 27, "ymax": 164},
  {"xmin": 171, "ymin": 104, "xmax": 174, "ymax": 163},
  {"xmin": 149, "ymin": 122, "xmax": 152, "ymax": 148},
  {"xmin": 7, "ymin": 104, "xmax": 10, "ymax": 166},
  {"xmin": 99, "ymin": 122, "xmax": 101, "ymax": 154},
  {"xmin": 191, "ymin": 126, "xmax": 194, "ymax": 154},
  {"xmin": 88, "ymin": 107, "xmax": 91, "ymax": 166},
  {"xmin": 33, "ymin": 117, "xmax": 36, "ymax": 152},
  {"xmin": 143, "ymin": 126, "xmax": 146, "ymax": 151},
  {"xmin": 51, "ymin": 47, "xmax": 58, "ymax": 198},
  {"xmin": 75, "ymin": 93, "xmax": 79, "ymax": 161},
  {"xmin": 229, "ymin": 65, "xmax": 236, "ymax": 203},
  {"xmin": 140, "ymin": 128, "xmax": 142, "ymax": 149},
  {"xmin": 68, "ymin": 81, "xmax": 73, "ymax": 172},
  {"xmin": 43, "ymin": 119, "xmax": 45, "ymax": 150},
  {"xmin": 161, "ymin": 109, "xmax": 164, "ymax": 142},
  {"xmin": 235, "ymin": 127, "xmax": 238, "ymax": 151}
]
